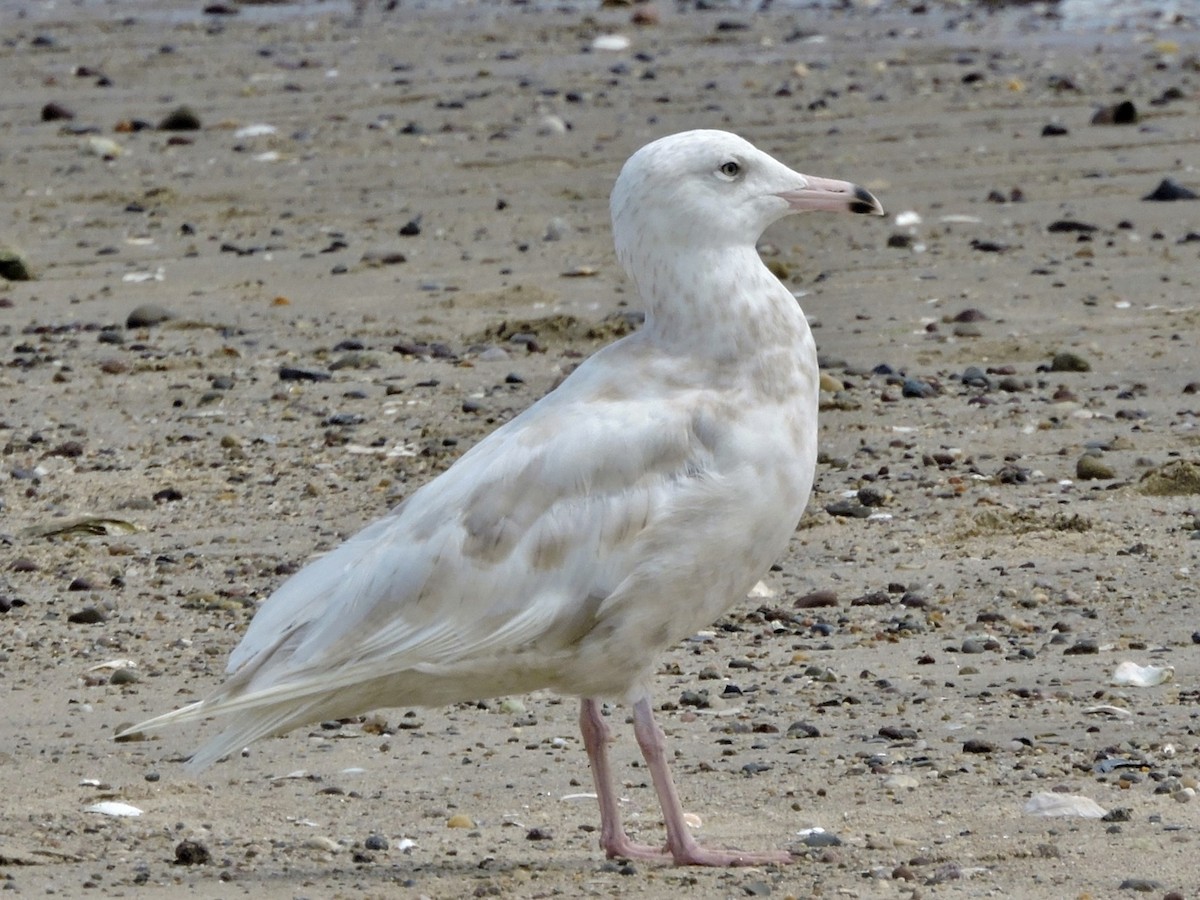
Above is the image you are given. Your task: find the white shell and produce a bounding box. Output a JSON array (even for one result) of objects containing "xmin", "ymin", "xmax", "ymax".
[
  {"xmin": 1111, "ymin": 661, "xmax": 1174, "ymax": 687},
  {"xmin": 1023, "ymin": 792, "xmax": 1106, "ymax": 819},
  {"xmin": 87, "ymin": 801, "xmax": 143, "ymax": 817}
]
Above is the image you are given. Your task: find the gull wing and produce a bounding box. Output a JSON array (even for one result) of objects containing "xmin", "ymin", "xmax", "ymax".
[{"xmin": 125, "ymin": 341, "xmax": 725, "ymax": 766}]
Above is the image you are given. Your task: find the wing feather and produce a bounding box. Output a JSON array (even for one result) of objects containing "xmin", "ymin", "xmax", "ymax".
[{"xmin": 125, "ymin": 340, "xmax": 731, "ymax": 763}]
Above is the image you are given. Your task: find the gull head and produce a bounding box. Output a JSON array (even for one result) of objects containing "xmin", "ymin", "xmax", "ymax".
[{"xmin": 610, "ymin": 129, "xmax": 883, "ymax": 273}]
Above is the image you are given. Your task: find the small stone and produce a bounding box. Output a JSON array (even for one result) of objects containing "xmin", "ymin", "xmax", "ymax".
[
  {"xmin": 1049, "ymin": 351, "xmax": 1090, "ymax": 372},
  {"xmin": 818, "ymin": 372, "xmax": 843, "ymax": 392},
  {"xmin": 525, "ymin": 826, "xmax": 553, "ymax": 841},
  {"xmin": 279, "ymin": 366, "xmax": 331, "ymax": 382},
  {"xmin": 794, "ymin": 589, "xmax": 837, "ymax": 609},
  {"xmin": 962, "ymin": 738, "xmax": 995, "ymax": 754},
  {"xmin": 446, "ymin": 814, "xmax": 475, "ymax": 829},
  {"xmin": 901, "ymin": 377, "xmax": 936, "ymax": 398},
  {"xmin": 158, "ymin": 105, "xmax": 202, "ymax": 131},
  {"xmin": 1117, "ymin": 878, "xmax": 1161, "ymax": 892},
  {"xmin": 961, "ymin": 638, "xmax": 987, "ymax": 654},
  {"xmin": 1142, "ymin": 178, "xmax": 1198, "ymax": 201},
  {"xmin": 1063, "ymin": 638, "xmax": 1099, "ymax": 655},
  {"xmin": 399, "ymin": 216, "xmax": 422, "ymax": 236},
  {"xmin": 364, "ymin": 834, "xmax": 388, "ymax": 851},
  {"xmin": 173, "ymin": 840, "xmax": 210, "ymax": 866},
  {"xmin": 1090, "ymin": 100, "xmax": 1138, "ymax": 125},
  {"xmin": 1076, "ymin": 454, "xmax": 1115, "ymax": 480},
  {"xmin": 41, "ymin": 101, "xmax": 75, "ymax": 121},
  {"xmin": 882, "ymin": 773, "xmax": 919, "ymax": 790},
  {"xmin": 0, "ymin": 247, "xmax": 35, "ymax": 281},
  {"xmin": 109, "ymin": 668, "xmax": 139, "ymax": 685},
  {"xmin": 787, "ymin": 721, "xmax": 820, "ymax": 738},
  {"xmin": 802, "ymin": 830, "xmax": 841, "ymax": 847},
  {"xmin": 67, "ymin": 607, "xmax": 106, "ymax": 624},
  {"xmin": 126, "ymin": 303, "xmax": 176, "ymax": 328}
]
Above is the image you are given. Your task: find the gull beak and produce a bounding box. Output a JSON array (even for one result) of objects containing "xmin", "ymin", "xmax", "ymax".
[{"xmin": 777, "ymin": 175, "xmax": 885, "ymax": 216}]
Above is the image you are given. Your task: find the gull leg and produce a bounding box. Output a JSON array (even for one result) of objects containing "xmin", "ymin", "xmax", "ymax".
[
  {"xmin": 579, "ymin": 698, "xmax": 670, "ymax": 862},
  {"xmin": 631, "ymin": 696, "xmax": 793, "ymax": 867}
]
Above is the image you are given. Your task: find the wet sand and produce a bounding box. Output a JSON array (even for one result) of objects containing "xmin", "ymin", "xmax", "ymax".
[{"xmin": 2, "ymin": 2, "xmax": 1200, "ymax": 897}]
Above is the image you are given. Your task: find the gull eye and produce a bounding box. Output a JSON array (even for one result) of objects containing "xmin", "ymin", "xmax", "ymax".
[{"xmin": 718, "ymin": 160, "xmax": 741, "ymax": 178}]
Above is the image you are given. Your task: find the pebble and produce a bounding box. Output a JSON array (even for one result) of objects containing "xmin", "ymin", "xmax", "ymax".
[
  {"xmin": 173, "ymin": 840, "xmax": 210, "ymax": 865},
  {"xmin": 126, "ymin": 303, "xmax": 176, "ymax": 328},
  {"xmin": 364, "ymin": 834, "xmax": 388, "ymax": 851},
  {"xmin": 1116, "ymin": 878, "xmax": 1161, "ymax": 892},
  {"xmin": 67, "ymin": 607, "xmax": 106, "ymax": 624},
  {"xmin": 446, "ymin": 814, "xmax": 475, "ymax": 828},
  {"xmin": 1090, "ymin": 99, "xmax": 1138, "ymax": 125},
  {"xmin": 883, "ymin": 774, "xmax": 919, "ymax": 790},
  {"xmin": 962, "ymin": 738, "xmax": 995, "ymax": 754},
  {"xmin": 1049, "ymin": 351, "xmax": 1090, "ymax": 372},
  {"xmin": 1063, "ymin": 638, "xmax": 1099, "ymax": 655},
  {"xmin": 1076, "ymin": 453, "xmax": 1115, "ymax": 480},
  {"xmin": 303, "ymin": 836, "xmax": 342, "ymax": 853},
  {"xmin": 794, "ymin": 589, "xmax": 837, "ymax": 609},
  {"xmin": 0, "ymin": 248, "xmax": 35, "ymax": 281},
  {"xmin": 158, "ymin": 105, "xmax": 202, "ymax": 131},
  {"xmin": 1142, "ymin": 178, "xmax": 1197, "ymax": 202},
  {"xmin": 278, "ymin": 366, "xmax": 331, "ymax": 382},
  {"xmin": 41, "ymin": 102, "xmax": 75, "ymax": 121}
]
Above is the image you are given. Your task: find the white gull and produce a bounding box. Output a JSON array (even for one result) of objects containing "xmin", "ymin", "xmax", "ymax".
[{"xmin": 121, "ymin": 129, "xmax": 883, "ymax": 866}]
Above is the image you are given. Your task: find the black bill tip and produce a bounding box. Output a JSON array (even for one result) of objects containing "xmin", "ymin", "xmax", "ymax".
[{"xmin": 849, "ymin": 184, "xmax": 885, "ymax": 216}]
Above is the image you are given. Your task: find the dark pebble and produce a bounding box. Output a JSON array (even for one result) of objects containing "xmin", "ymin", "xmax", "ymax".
[
  {"xmin": 742, "ymin": 881, "xmax": 771, "ymax": 896},
  {"xmin": 1041, "ymin": 123, "xmax": 1069, "ymax": 137},
  {"xmin": 961, "ymin": 638, "xmax": 987, "ymax": 654},
  {"xmin": 794, "ymin": 589, "xmax": 838, "ymax": 609},
  {"xmin": 961, "ymin": 366, "xmax": 990, "ymax": 388},
  {"xmin": 399, "ymin": 216, "xmax": 422, "ymax": 236},
  {"xmin": 324, "ymin": 413, "xmax": 366, "ymax": 427},
  {"xmin": 109, "ymin": 667, "xmax": 139, "ymax": 685},
  {"xmin": 153, "ymin": 487, "xmax": 184, "ymax": 502},
  {"xmin": 962, "ymin": 738, "xmax": 995, "ymax": 754},
  {"xmin": 1090, "ymin": 99, "xmax": 1138, "ymax": 125},
  {"xmin": 526, "ymin": 827, "xmax": 553, "ymax": 841},
  {"xmin": 173, "ymin": 840, "xmax": 211, "ymax": 866},
  {"xmin": 970, "ymin": 238, "xmax": 1008, "ymax": 253},
  {"xmin": 851, "ymin": 590, "xmax": 890, "ymax": 607},
  {"xmin": 158, "ymin": 106, "xmax": 202, "ymax": 131},
  {"xmin": 1063, "ymin": 638, "xmax": 1099, "ymax": 655},
  {"xmin": 68, "ymin": 577, "xmax": 96, "ymax": 591},
  {"xmin": 279, "ymin": 366, "xmax": 331, "ymax": 382},
  {"xmin": 1143, "ymin": 178, "xmax": 1198, "ymax": 202},
  {"xmin": 787, "ymin": 721, "xmax": 820, "ymax": 738},
  {"xmin": 0, "ymin": 249, "xmax": 35, "ymax": 281},
  {"xmin": 126, "ymin": 303, "xmax": 176, "ymax": 328},
  {"xmin": 1049, "ymin": 351, "xmax": 1090, "ymax": 372},
  {"xmin": 824, "ymin": 500, "xmax": 871, "ymax": 519},
  {"xmin": 1047, "ymin": 220, "xmax": 1098, "ymax": 234},
  {"xmin": 67, "ymin": 606, "xmax": 106, "ymax": 624},
  {"xmin": 741, "ymin": 762, "xmax": 772, "ymax": 776},
  {"xmin": 364, "ymin": 834, "xmax": 388, "ymax": 851},
  {"xmin": 41, "ymin": 102, "xmax": 75, "ymax": 121}
]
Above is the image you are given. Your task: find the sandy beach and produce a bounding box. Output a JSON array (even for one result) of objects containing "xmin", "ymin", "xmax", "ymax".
[{"xmin": 2, "ymin": 1, "xmax": 1200, "ymax": 896}]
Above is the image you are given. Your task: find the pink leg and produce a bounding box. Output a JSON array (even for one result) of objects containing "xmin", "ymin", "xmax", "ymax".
[
  {"xmin": 579, "ymin": 698, "xmax": 672, "ymax": 862},
  {"xmin": 631, "ymin": 696, "xmax": 793, "ymax": 867}
]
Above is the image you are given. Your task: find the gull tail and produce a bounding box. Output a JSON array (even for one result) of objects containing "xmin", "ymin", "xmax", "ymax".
[{"xmin": 117, "ymin": 696, "xmax": 325, "ymax": 775}]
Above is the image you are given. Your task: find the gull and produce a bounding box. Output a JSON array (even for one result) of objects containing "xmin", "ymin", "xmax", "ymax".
[{"xmin": 121, "ymin": 129, "xmax": 883, "ymax": 866}]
